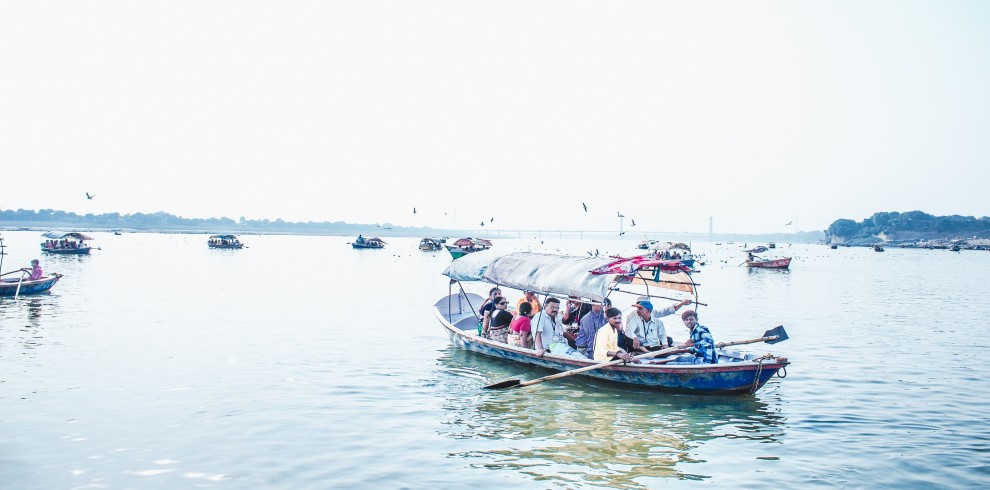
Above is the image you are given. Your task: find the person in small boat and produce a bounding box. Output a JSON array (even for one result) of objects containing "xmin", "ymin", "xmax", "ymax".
[
  {"xmin": 21, "ymin": 259, "xmax": 43, "ymax": 280},
  {"xmin": 508, "ymin": 301, "xmax": 533, "ymax": 348},
  {"xmin": 575, "ymin": 298, "xmax": 610, "ymax": 358},
  {"xmin": 478, "ymin": 287, "xmax": 502, "ymax": 317},
  {"xmin": 356, "ymin": 234, "xmax": 365, "ymax": 245},
  {"xmin": 533, "ymin": 298, "xmax": 582, "ymax": 358},
  {"xmin": 481, "ymin": 296, "xmax": 513, "ymax": 343},
  {"xmin": 515, "ymin": 290, "xmax": 541, "ymax": 315},
  {"xmin": 669, "ymin": 310, "xmax": 718, "ymax": 364},
  {"xmin": 623, "ymin": 298, "xmax": 692, "ymax": 354},
  {"xmin": 593, "ymin": 308, "xmax": 640, "ymax": 363}
]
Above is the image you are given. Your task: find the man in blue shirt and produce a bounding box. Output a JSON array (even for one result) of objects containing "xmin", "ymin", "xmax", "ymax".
[{"xmin": 575, "ymin": 298, "xmax": 610, "ymax": 358}]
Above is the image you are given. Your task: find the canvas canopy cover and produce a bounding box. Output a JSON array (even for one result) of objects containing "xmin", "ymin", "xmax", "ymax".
[
  {"xmin": 443, "ymin": 251, "xmax": 696, "ymax": 302},
  {"xmin": 42, "ymin": 232, "xmax": 94, "ymax": 241},
  {"xmin": 452, "ymin": 238, "xmax": 492, "ymax": 248}
]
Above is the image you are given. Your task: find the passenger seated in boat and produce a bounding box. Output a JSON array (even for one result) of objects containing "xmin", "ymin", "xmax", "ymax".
[
  {"xmin": 478, "ymin": 287, "xmax": 502, "ymax": 317},
  {"xmin": 623, "ymin": 298, "xmax": 691, "ymax": 354},
  {"xmin": 21, "ymin": 259, "xmax": 43, "ymax": 280},
  {"xmin": 533, "ymin": 298, "xmax": 583, "ymax": 358},
  {"xmin": 575, "ymin": 298, "xmax": 610, "ymax": 358},
  {"xmin": 356, "ymin": 234, "xmax": 365, "ymax": 244},
  {"xmin": 668, "ymin": 310, "xmax": 717, "ymax": 364},
  {"xmin": 508, "ymin": 302, "xmax": 533, "ymax": 348},
  {"xmin": 593, "ymin": 308, "xmax": 640, "ymax": 363},
  {"xmin": 515, "ymin": 290, "xmax": 541, "ymax": 315},
  {"xmin": 481, "ymin": 296, "xmax": 512, "ymax": 343}
]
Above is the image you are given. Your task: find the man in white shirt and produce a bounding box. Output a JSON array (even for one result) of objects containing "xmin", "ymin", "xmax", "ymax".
[{"xmin": 624, "ymin": 297, "xmax": 692, "ymax": 353}]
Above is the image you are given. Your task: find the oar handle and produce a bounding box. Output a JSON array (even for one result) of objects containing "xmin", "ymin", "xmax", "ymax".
[
  {"xmin": 519, "ymin": 346, "xmax": 689, "ymax": 387},
  {"xmin": 716, "ymin": 335, "xmax": 777, "ymax": 348}
]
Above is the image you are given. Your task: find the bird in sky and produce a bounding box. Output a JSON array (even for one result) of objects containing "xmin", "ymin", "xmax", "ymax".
[
  {"xmin": 617, "ymin": 211, "xmax": 624, "ymax": 218},
  {"xmin": 582, "ymin": 202, "xmax": 588, "ymax": 212},
  {"xmin": 480, "ymin": 221, "xmax": 485, "ymax": 226},
  {"xmin": 631, "ymin": 219, "xmax": 637, "ymax": 227},
  {"xmin": 619, "ymin": 231, "xmax": 626, "ymax": 236},
  {"xmin": 490, "ymin": 217, "xmax": 494, "ymax": 223},
  {"xmin": 785, "ymin": 221, "xmax": 793, "ymax": 226},
  {"xmin": 413, "ymin": 207, "xmax": 416, "ymax": 214},
  {"xmin": 85, "ymin": 192, "xmax": 95, "ymax": 200}
]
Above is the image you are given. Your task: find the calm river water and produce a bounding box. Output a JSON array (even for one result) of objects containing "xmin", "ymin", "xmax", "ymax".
[{"xmin": 1, "ymin": 231, "xmax": 988, "ymax": 489}]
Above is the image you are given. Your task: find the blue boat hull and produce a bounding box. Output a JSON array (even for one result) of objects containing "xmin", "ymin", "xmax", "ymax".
[
  {"xmin": 434, "ymin": 294, "xmax": 787, "ymax": 394},
  {"xmin": 352, "ymin": 243, "xmax": 384, "ymax": 249},
  {"xmin": 0, "ymin": 275, "xmax": 62, "ymax": 296}
]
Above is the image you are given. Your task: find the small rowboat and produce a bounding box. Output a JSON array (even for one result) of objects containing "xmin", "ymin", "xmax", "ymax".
[
  {"xmin": 436, "ymin": 251, "xmax": 790, "ymax": 394},
  {"xmin": 746, "ymin": 257, "xmax": 792, "ymax": 269},
  {"xmin": 419, "ymin": 238, "xmax": 444, "ymax": 252},
  {"xmin": 0, "ymin": 273, "xmax": 63, "ymax": 296},
  {"xmin": 40, "ymin": 232, "xmax": 93, "ymax": 255}
]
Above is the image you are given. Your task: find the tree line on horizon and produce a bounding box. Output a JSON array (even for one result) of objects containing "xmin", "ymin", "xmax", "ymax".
[{"xmin": 826, "ymin": 211, "xmax": 990, "ymax": 241}]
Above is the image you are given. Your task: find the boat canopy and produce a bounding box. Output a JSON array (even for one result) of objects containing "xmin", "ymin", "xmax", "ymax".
[
  {"xmin": 452, "ymin": 237, "xmax": 492, "ymax": 248},
  {"xmin": 443, "ymin": 251, "xmax": 695, "ymax": 302},
  {"xmin": 209, "ymin": 234, "xmax": 239, "ymax": 239},
  {"xmin": 651, "ymin": 241, "xmax": 690, "ymax": 251},
  {"xmin": 42, "ymin": 232, "xmax": 93, "ymax": 240},
  {"xmin": 744, "ymin": 246, "xmax": 769, "ymax": 254}
]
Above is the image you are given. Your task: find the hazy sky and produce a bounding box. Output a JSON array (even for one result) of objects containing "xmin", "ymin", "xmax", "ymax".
[{"xmin": 3, "ymin": 1, "xmax": 988, "ymax": 234}]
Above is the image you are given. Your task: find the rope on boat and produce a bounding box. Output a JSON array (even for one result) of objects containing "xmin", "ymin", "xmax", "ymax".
[{"xmin": 750, "ymin": 357, "xmax": 765, "ymax": 395}]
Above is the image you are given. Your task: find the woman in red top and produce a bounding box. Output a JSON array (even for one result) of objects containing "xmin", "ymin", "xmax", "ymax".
[{"xmin": 508, "ymin": 301, "xmax": 534, "ymax": 348}]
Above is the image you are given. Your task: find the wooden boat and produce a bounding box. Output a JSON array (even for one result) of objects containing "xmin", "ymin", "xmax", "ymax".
[
  {"xmin": 419, "ymin": 237, "xmax": 445, "ymax": 252},
  {"xmin": 1, "ymin": 237, "xmax": 63, "ymax": 296},
  {"xmin": 40, "ymin": 232, "xmax": 93, "ymax": 255},
  {"xmin": 830, "ymin": 244, "xmax": 838, "ymax": 249},
  {"xmin": 648, "ymin": 242, "xmax": 696, "ymax": 268},
  {"xmin": 873, "ymin": 244, "xmax": 884, "ymax": 252},
  {"xmin": 768, "ymin": 242, "xmax": 776, "ymax": 249},
  {"xmin": 637, "ymin": 240, "xmax": 657, "ymax": 250},
  {"xmin": 208, "ymin": 234, "xmax": 244, "ymax": 249},
  {"xmin": 744, "ymin": 246, "xmax": 791, "ymax": 269},
  {"xmin": 435, "ymin": 251, "xmax": 789, "ymax": 394},
  {"xmin": 351, "ymin": 236, "xmax": 386, "ymax": 249},
  {"xmin": 445, "ymin": 238, "xmax": 492, "ymax": 259}
]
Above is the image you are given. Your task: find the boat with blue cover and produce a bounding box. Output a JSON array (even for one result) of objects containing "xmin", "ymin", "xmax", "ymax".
[{"xmin": 435, "ymin": 251, "xmax": 789, "ymax": 394}]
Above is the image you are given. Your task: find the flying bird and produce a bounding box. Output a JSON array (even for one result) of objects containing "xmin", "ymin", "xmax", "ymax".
[
  {"xmin": 619, "ymin": 231, "xmax": 626, "ymax": 236},
  {"xmin": 85, "ymin": 192, "xmax": 95, "ymax": 200},
  {"xmin": 785, "ymin": 221, "xmax": 793, "ymax": 226},
  {"xmin": 631, "ymin": 219, "xmax": 637, "ymax": 227},
  {"xmin": 490, "ymin": 217, "xmax": 494, "ymax": 223},
  {"xmin": 582, "ymin": 202, "xmax": 587, "ymax": 212},
  {"xmin": 413, "ymin": 207, "xmax": 416, "ymax": 214},
  {"xmin": 617, "ymin": 211, "xmax": 624, "ymax": 218},
  {"xmin": 480, "ymin": 221, "xmax": 485, "ymax": 226}
]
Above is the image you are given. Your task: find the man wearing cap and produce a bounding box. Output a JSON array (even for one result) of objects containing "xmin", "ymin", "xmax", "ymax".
[{"xmin": 623, "ymin": 297, "xmax": 692, "ymax": 354}]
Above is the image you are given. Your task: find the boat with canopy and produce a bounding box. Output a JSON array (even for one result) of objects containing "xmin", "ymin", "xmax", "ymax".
[
  {"xmin": 40, "ymin": 232, "xmax": 94, "ymax": 255},
  {"xmin": 435, "ymin": 250, "xmax": 789, "ymax": 394},
  {"xmin": 208, "ymin": 234, "xmax": 244, "ymax": 249},
  {"xmin": 351, "ymin": 236, "xmax": 386, "ymax": 249},
  {"xmin": 444, "ymin": 237, "xmax": 492, "ymax": 259},
  {"xmin": 419, "ymin": 237, "xmax": 445, "ymax": 251}
]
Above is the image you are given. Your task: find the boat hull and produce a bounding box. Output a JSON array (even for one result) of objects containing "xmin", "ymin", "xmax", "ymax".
[
  {"xmin": 208, "ymin": 244, "xmax": 243, "ymax": 249},
  {"xmin": 41, "ymin": 246, "xmax": 91, "ymax": 255},
  {"xmin": 434, "ymin": 294, "xmax": 787, "ymax": 394},
  {"xmin": 746, "ymin": 257, "xmax": 791, "ymax": 269},
  {"xmin": 0, "ymin": 274, "xmax": 62, "ymax": 296},
  {"xmin": 351, "ymin": 243, "xmax": 384, "ymax": 249}
]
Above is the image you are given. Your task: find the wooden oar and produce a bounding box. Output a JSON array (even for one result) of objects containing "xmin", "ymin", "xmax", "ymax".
[
  {"xmin": 716, "ymin": 325, "xmax": 788, "ymax": 348},
  {"xmin": 484, "ymin": 325, "xmax": 790, "ymax": 390},
  {"xmin": 13, "ymin": 273, "xmax": 25, "ymax": 299},
  {"xmin": 484, "ymin": 345, "xmax": 690, "ymax": 390}
]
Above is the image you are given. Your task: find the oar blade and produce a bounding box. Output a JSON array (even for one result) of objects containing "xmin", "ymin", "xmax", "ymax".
[
  {"xmin": 764, "ymin": 325, "xmax": 788, "ymax": 344},
  {"xmin": 484, "ymin": 379, "xmax": 522, "ymax": 390}
]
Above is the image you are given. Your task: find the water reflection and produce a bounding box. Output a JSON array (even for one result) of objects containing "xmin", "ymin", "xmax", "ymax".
[{"xmin": 434, "ymin": 349, "xmax": 785, "ymax": 488}]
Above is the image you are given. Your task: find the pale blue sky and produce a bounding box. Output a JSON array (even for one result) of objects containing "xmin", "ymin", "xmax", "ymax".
[{"xmin": 2, "ymin": 1, "xmax": 988, "ymax": 234}]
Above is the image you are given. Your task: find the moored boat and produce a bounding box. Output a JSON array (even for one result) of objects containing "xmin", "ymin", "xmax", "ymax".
[
  {"xmin": 351, "ymin": 235, "xmax": 386, "ymax": 249},
  {"xmin": 435, "ymin": 251, "xmax": 790, "ymax": 394},
  {"xmin": 873, "ymin": 244, "xmax": 885, "ymax": 252},
  {"xmin": 208, "ymin": 234, "xmax": 244, "ymax": 249},
  {"xmin": 40, "ymin": 232, "xmax": 93, "ymax": 255},
  {"xmin": 648, "ymin": 242, "xmax": 696, "ymax": 268},
  {"xmin": 445, "ymin": 238, "xmax": 492, "ymax": 259}
]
